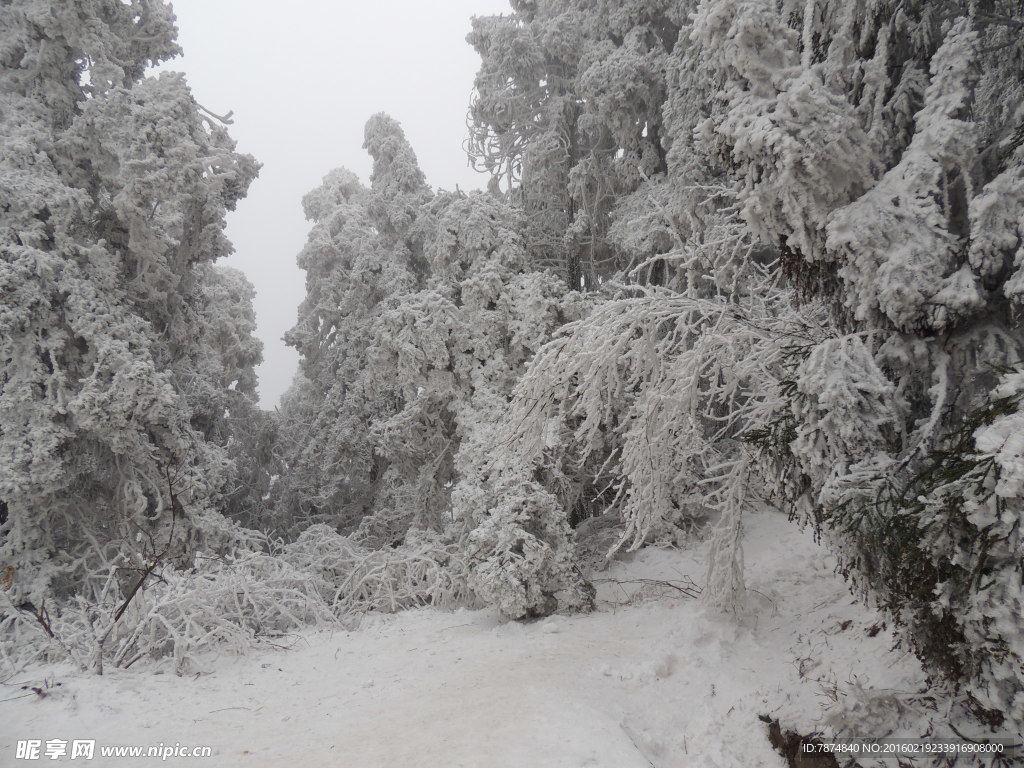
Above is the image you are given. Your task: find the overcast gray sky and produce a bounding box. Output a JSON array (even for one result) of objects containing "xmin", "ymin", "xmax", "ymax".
[{"xmin": 160, "ymin": 0, "xmax": 510, "ymax": 408}]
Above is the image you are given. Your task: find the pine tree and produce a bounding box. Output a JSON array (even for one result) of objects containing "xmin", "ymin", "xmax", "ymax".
[
  {"xmin": 687, "ymin": 0, "xmax": 1024, "ymax": 724},
  {"xmin": 470, "ymin": 3, "xmax": 1024, "ymax": 709},
  {"xmin": 278, "ymin": 115, "xmax": 578, "ymax": 549},
  {"xmin": 467, "ymin": 0, "xmax": 685, "ymax": 288},
  {"xmin": 0, "ymin": 0, "xmax": 259, "ymax": 608},
  {"xmin": 276, "ymin": 125, "xmax": 423, "ymax": 536}
]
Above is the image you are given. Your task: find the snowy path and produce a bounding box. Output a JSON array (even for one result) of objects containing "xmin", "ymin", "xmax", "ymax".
[{"xmin": 2, "ymin": 511, "xmax": 919, "ymax": 767}]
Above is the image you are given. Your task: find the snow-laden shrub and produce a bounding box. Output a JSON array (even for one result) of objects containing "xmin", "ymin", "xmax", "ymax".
[
  {"xmin": 464, "ymin": 476, "xmax": 592, "ymax": 620},
  {"xmin": 0, "ymin": 547, "xmax": 331, "ymax": 676},
  {"xmin": 285, "ymin": 524, "xmax": 474, "ymax": 613},
  {"xmin": 0, "ymin": 525, "xmax": 475, "ymax": 677}
]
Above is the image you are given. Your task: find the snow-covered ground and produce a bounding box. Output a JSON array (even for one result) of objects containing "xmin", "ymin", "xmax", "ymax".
[{"xmin": 2, "ymin": 509, "xmax": 924, "ymax": 767}]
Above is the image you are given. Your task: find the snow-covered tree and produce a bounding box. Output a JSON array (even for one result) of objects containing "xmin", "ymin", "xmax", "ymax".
[
  {"xmin": 279, "ymin": 112, "xmax": 593, "ymax": 614},
  {"xmin": 686, "ymin": 0, "xmax": 1024, "ymax": 724},
  {"xmin": 374, "ymin": 189, "xmax": 589, "ymax": 613},
  {"xmin": 0, "ymin": 0, "xmax": 259, "ymax": 612},
  {"xmin": 465, "ymin": 0, "xmax": 790, "ymax": 617},
  {"xmin": 468, "ymin": 0, "xmax": 687, "ymax": 288},
  {"xmin": 276, "ymin": 122, "xmax": 423, "ymax": 535},
  {"xmin": 188, "ymin": 265, "xmax": 278, "ymax": 533},
  {"xmin": 469, "ymin": 4, "xmax": 1024, "ymax": 720}
]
